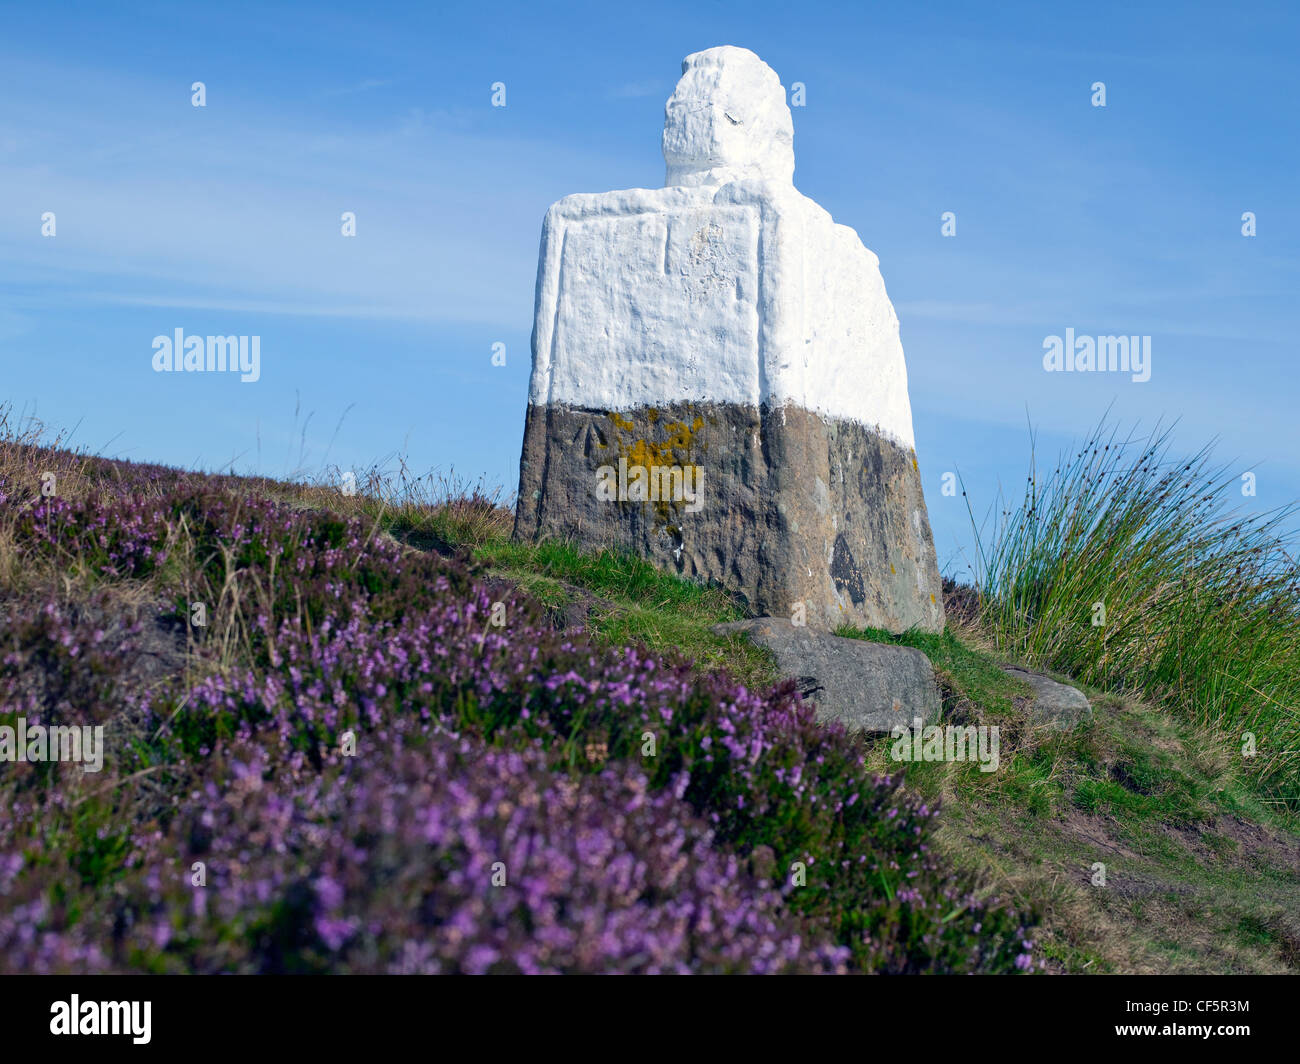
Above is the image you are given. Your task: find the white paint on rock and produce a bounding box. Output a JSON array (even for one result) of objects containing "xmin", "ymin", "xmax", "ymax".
[
  {"xmin": 528, "ymin": 45, "xmax": 918, "ymax": 452},
  {"xmin": 662, "ymin": 44, "xmax": 794, "ymax": 188}
]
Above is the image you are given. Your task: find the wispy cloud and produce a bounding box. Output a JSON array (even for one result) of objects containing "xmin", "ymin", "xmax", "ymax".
[
  {"xmin": 895, "ymin": 300, "xmax": 1050, "ymax": 327},
  {"xmin": 0, "ymin": 57, "xmax": 628, "ymax": 329},
  {"xmin": 607, "ymin": 80, "xmax": 664, "ymax": 100},
  {"xmin": 318, "ymin": 77, "xmax": 394, "ymax": 98}
]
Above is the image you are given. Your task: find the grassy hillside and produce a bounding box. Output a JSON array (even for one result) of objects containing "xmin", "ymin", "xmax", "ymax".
[
  {"xmin": 290, "ymin": 447, "xmax": 1300, "ymax": 973},
  {"xmin": 2, "ymin": 406, "xmax": 1295, "ymax": 973},
  {"xmin": 397, "ymin": 486, "xmax": 1300, "ymax": 974},
  {"xmin": 0, "ymin": 420, "xmax": 1032, "ymax": 974}
]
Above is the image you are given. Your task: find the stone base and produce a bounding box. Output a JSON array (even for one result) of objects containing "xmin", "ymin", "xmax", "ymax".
[{"xmin": 513, "ymin": 400, "xmax": 944, "ymax": 633}]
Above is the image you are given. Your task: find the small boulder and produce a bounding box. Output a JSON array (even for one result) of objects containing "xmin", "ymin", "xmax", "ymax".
[
  {"xmin": 1003, "ymin": 666, "xmax": 1092, "ymax": 730},
  {"xmin": 713, "ymin": 617, "xmax": 940, "ymax": 733}
]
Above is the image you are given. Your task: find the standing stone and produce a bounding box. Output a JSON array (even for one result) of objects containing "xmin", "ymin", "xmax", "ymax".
[{"xmin": 514, "ymin": 45, "xmax": 944, "ymax": 633}]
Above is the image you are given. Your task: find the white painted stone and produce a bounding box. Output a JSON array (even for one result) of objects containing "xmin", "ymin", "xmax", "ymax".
[
  {"xmin": 527, "ymin": 45, "xmax": 918, "ymax": 451},
  {"xmin": 662, "ymin": 45, "xmax": 794, "ymax": 188}
]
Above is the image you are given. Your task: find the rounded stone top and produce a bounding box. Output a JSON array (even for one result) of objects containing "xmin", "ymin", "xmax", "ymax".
[{"xmin": 662, "ymin": 46, "xmax": 795, "ymax": 188}]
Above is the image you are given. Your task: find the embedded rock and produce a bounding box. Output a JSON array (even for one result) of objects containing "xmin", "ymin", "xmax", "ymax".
[
  {"xmin": 514, "ymin": 45, "xmax": 943, "ymax": 633},
  {"xmin": 1003, "ymin": 667, "xmax": 1093, "ymax": 730},
  {"xmin": 713, "ymin": 617, "xmax": 941, "ymax": 734}
]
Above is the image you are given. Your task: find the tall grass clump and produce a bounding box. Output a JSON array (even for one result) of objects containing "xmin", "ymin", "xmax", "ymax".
[{"xmin": 971, "ymin": 417, "xmax": 1300, "ymax": 802}]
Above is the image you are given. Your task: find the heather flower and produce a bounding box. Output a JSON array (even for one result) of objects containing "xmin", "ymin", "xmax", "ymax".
[{"xmin": 0, "ymin": 458, "xmax": 1039, "ymax": 974}]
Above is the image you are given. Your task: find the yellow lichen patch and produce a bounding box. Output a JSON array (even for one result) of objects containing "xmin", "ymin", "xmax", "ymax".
[
  {"xmin": 605, "ymin": 411, "xmax": 705, "ymax": 468},
  {"xmin": 602, "ymin": 408, "xmax": 708, "ymax": 526},
  {"xmin": 623, "ymin": 437, "xmax": 658, "ymax": 471},
  {"xmin": 668, "ymin": 416, "xmax": 705, "ymax": 450}
]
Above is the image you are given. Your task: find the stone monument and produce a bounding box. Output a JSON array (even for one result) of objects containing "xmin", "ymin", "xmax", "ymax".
[{"xmin": 514, "ymin": 45, "xmax": 944, "ymax": 634}]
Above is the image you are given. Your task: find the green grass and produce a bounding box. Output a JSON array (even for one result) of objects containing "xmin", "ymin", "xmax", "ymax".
[
  {"xmin": 965, "ymin": 416, "xmax": 1300, "ymax": 807},
  {"xmin": 831, "ymin": 615, "xmax": 1298, "ymax": 972},
  {"xmin": 388, "ymin": 503, "xmax": 781, "ymax": 691},
  {"xmin": 477, "ymin": 538, "xmax": 735, "ymax": 612},
  {"xmin": 877, "ymin": 676, "xmax": 1299, "ymax": 973},
  {"xmin": 482, "ymin": 542, "xmax": 778, "ymax": 688}
]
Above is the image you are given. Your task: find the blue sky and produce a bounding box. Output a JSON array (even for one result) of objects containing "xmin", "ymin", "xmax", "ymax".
[{"xmin": 2, "ymin": 0, "xmax": 1297, "ymax": 578}]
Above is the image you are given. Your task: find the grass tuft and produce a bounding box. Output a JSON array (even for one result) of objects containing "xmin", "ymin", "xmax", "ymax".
[{"xmin": 966, "ymin": 416, "xmax": 1300, "ymax": 805}]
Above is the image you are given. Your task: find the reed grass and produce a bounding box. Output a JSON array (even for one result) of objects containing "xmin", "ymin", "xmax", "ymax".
[{"xmin": 968, "ymin": 416, "xmax": 1300, "ymax": 803}]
